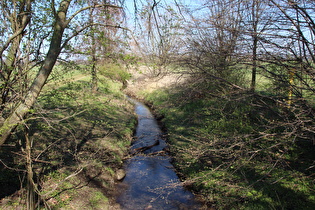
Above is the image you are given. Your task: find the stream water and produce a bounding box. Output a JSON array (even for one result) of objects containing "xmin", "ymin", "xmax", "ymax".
[{"xmin": 116, "ymin": 98, "xmax": 201, "ymax": 209}]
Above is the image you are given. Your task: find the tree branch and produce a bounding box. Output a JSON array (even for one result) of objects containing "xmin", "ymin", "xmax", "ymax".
[
  {"xmin": 61, "ymin": 23, "xmax": 129, "ymax": 50},
  {"xmin": 66, "ymin": 4, "xmax": 122, "ymax": 26}
]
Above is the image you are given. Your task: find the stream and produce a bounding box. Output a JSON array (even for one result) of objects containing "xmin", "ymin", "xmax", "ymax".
[{"xmin": 116, "ymin": 98, "xmax": 201, "ymax": 209}]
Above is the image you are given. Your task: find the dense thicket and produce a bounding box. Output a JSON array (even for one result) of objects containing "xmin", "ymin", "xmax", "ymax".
[
  {"xmin": 135, "ymin": 0, "xmax": 315, "ymax": 208},
  {"xmin": 137, "ymin": 0, "xmax": 315, "ymax": 144}
]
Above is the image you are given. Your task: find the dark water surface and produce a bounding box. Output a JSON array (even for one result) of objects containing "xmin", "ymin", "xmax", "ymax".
[{"xmin": 116, "ymin": 98, "xmax": 201, "ymax": 209}]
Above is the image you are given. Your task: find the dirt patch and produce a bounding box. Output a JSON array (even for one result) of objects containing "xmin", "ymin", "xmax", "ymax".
[{"xmin": 125, "ymin": 66, "xmax": 189, "ymax": 98}]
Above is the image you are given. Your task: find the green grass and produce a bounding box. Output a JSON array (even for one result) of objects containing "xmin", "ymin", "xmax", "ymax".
[
  {"xmin": 0, "ymin": 64, "xmax": 136, "ymax": 209},
  {"xmin": 89, "ymin": 191, "xmax": 109, "ymax": 208},
  {"xmin": 142, "ymin": 80, "xmax": 315, "ymax": 209}
]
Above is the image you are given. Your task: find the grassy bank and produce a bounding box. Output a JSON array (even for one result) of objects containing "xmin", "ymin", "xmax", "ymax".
[
  {"xmin": 141, "ymin": 78, "xmax": 315, "ymax": 209},
  {"xmin": 0, "ymin": 66, "xmax": 136, "ymax": 209}
]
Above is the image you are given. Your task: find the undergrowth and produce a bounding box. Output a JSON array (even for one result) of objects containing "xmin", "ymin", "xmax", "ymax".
[
  {"xmin": 143, "ymin": 79, "xmax": 315, "ymax": 209},
  {"xmin": 0, "ymin": 66, "xmax": 136, "ymax": 209}
]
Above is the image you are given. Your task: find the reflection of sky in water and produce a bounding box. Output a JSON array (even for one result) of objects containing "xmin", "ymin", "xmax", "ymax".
[
  {"xmin": 117, "ymin": 100, "xmax": 200, "ymax": 209},
  {"xmin": 131, "ymin": 102, "xmax": 167, "ymax": 153},
  {"xmin": 117, "ymin": 156, "xmax": 198, "ymax": 209}
]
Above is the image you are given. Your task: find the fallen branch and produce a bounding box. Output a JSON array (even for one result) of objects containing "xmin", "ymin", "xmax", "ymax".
[{"xmin": 131, "ymin": 140, "xmax": 160, "ymax": 155}]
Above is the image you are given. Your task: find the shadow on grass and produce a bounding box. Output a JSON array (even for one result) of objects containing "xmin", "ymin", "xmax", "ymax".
[
  {"xmin": 141, "ymin": 77, "xmax": 315, "ymax": 209},
  {"xmin": 240, "ymin": 166, "xmax": 315, "ymax": 209},
  {"xmin": 0, "ymin": 147, "xmax": 23, "ymax": 199}
]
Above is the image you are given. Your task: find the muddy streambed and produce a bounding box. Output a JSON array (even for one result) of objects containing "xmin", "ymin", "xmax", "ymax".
[{"xmin": 116, "ymin": 98, "xmax": 201, "ymax": 209}]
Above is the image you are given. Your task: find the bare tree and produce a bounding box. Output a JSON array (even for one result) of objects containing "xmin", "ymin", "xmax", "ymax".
[
  {"xmin": 246, "ymin": 0, "xmax": 265, "ymax": 91},
  {"xmin": 0, "ymin": 0, "xmax": 123, "ymax": 145},
  {"xmin": 181, "ymin": 0, "xmax": 245, "ymax": 87},
  {"xmin": 74, "ymin": 0, "xmax": 125, "ymax": 92},
  {"xmin": 133, "ymin": 0, "xmax": 185, "ymax": 76},
  {"xmin": 0, "ymin": 0, "xmax": 32, "ymax": 111},
  {"xmin": 255, "ymin": 0, "xmax": 315, "ymax": 101}
]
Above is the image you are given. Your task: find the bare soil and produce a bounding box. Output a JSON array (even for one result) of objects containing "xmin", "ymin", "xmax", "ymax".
[{"xmin": 124, "ymin": 66, "xmax": 188, "ymax": 98}]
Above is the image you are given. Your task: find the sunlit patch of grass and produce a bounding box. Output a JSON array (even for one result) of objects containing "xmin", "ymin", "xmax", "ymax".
[
  {"xmin": 41, "ymin": 170, "xmax": 76, "ymax": 208},
  {"xmin": 89, "ymin": 191, "xmax": 108, "ymax": 208}
]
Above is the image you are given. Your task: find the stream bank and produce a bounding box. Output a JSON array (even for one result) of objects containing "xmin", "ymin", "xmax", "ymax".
[{"xmin": 116, "ymin": 98, "xmax": 202, "ymax": 209}]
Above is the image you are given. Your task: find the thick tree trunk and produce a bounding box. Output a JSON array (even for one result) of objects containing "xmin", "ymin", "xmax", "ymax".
[{"xmin": 0, "ymin": 1, "xmax": 71, "ymax": 146}]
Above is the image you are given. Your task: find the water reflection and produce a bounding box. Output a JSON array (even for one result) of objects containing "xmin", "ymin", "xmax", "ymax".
[{"xmin": 116, "ymin": 99, "xmax": 201, "ymax": 209}]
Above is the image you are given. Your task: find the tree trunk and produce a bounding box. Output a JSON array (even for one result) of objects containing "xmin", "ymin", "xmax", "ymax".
[
  {"xmin": 0, "ymin": 0, "xmax": 71, "ymax": 146},
  {"xmin": 91, "ymin": 53, "xmax": 98, "ymax": 92},
  {"xmin": 91, "ymin": 33, "xmax": 98, "ymax": 92},
  {"xmin": 89, "ymin": 6, "xmax": 98, "ymax": 93},
  {"xmin": 251, "ymin": 35, "xmax": 258, "ymax": 91},
  {"xmin": 250, "ymin": 0, "xmax": 259, "ymax": 92},
  {"xmin": 25, "ymin": 128, "xmax": 35, "ymax": 210},
  {"xmin": 1, "ymin": 0, "xmax": 31, "ymax": 107}
]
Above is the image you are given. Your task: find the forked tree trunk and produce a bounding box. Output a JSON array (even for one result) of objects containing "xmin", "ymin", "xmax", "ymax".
[{"xmin": 0, "ymin": 1, "xmax": 71, "ymax": 146}]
